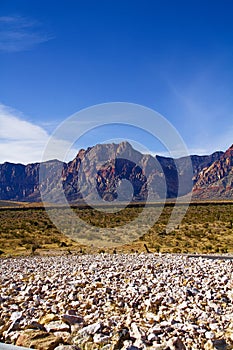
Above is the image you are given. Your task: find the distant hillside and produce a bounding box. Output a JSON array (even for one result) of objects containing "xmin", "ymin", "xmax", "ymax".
[
  {"xmin": 0, "ymin": 141, "xmax": 231, "ymax": 202},
  {"xmin": 193, "ymin": 144, "xmax": 233, "ymax": 199}
]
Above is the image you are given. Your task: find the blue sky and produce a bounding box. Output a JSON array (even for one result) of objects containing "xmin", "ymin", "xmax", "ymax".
[{"xmin": 1, "ymin": 0, "xmax": 233, "ymax": 164}]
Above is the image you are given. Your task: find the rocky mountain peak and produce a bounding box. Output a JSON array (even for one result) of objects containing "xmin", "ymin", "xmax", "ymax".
[
  {"xmin": 0, "ymin": 141, "xmax": 232, "ymax": 202},
  {"xmin": 224, "ymin": 144, "xmax": 233, "ymax": 158}
]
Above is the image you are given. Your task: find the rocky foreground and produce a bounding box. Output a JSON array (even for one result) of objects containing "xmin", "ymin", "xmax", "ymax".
[{"xmin": 1, "ymin": 254, "xmax": 233, "ymax": 350}]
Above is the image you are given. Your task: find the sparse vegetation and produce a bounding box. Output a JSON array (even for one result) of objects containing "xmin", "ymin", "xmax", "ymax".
[
  {"xmin": 0, "ymin": 202, "xmax": 232, "ymax": 256},
  {"xmin": 0, "ymin": 207, "xmax": 81, "ymax": 256}
]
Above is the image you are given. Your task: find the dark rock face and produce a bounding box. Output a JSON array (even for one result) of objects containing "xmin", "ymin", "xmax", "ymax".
[
  {"xmin": 0, "ymin": 160, "xmax": 64, "ymax": 202},
  {"xmin": 0, "ymin": 141, "xmax": 231, "ymax": 202},
  {"xmin": 155, "ymin": 156, "xmax": 179, "ymax": 198},
  {"xmin": 0, "ymin": 162, "xmax": 40, "ymax": 201},
  {"xmin": 61, "ymin": 142, "xmax": 164, "ymax": 203},
  {"xmin": 156, "ymin": 151, "xmax": 223, "ymax": 198},
  {"xmin": 189, "ymin": 152, "xmax": 224, "ymax": 183},
  {"xmin": 96, "ymin": 158, "xmax": 148, "ymax": 202},
  {"xmin": 193, "ymin": 145, "xmax": 233, "ymax": 199}
]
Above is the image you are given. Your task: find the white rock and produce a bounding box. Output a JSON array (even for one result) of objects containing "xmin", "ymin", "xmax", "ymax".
[
  {"xmin": 205, "ymin": 331, "xmax": 215, "ymax": 339},
  {"xmin": 78, "ymin": 322, "xmax": 102, "ymax": 336}
]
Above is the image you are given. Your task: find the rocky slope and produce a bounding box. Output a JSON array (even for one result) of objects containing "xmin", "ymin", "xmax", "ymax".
[
  {"xmin": 0, "ymin": 160, "xmax": 64, "ymax": 202},
  {"xmin": 193, "ymin": 145, "xmax": 233, "ymax": 199},
  {"xmin": 61, "ymin": 142, "xmax": 165, "ymax": 203},
  {"xmin": 0, "ymin": 141, "xmax": 230, "ymax": 202},
  {"xmin": 0, "ymin": 162, "xmax": 40, "ymax": 201}
]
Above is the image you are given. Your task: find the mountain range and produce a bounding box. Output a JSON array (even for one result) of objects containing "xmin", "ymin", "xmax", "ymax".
[{"xmin": 0, "ymin": 141, "xmax": 232, "ymax": 203}]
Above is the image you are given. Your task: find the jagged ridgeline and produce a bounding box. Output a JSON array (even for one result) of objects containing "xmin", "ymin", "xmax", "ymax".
[{"xmin": 0, "ymin": 141, "xmax": 232, "ymax": 203}]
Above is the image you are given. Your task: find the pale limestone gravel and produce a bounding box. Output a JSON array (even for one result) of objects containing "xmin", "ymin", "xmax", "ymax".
[{"xmin": 0, "ymin": 254, "xmax": 233, "ymax": 349}]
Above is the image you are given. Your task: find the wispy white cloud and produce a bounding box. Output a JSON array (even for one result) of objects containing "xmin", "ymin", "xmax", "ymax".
[
  {"xmin": 0, "ymin": 104, "xmax": 77, "ymax": 164},
  {"xmin": 0, "ymin": 104, "xmax": 48, "ymax": 141},
  {"xmin": 0, "ymin": 103, "xmax": 49, "ymax": 164},
  {"xmin": 0, "ymin": 15, "xmax": 54, "ymax": 52}
]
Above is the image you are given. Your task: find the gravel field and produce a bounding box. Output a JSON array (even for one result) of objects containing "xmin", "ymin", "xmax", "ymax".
[{"xmin": 1, "ymin": 254, "xmax": 233, "ymax": 349}]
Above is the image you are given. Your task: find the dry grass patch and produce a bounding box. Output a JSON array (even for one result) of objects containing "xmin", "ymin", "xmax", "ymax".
[{"xmin": 0, "ymin": 202, "xmax": 232, "ymax": 256}]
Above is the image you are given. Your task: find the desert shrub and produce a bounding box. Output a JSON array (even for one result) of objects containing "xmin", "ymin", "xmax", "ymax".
[
  {"xmin": 221, "ymin": 247, "xmax": 228, "ymax": 253},
  {"xmin": 21, "ymin": 237, "xmax": 35, "ymax": 245},
  {"xmin": 172, "ymin": 247, "xmax": 181, "ymax": 253},
  {"xmin": 98, "ymin": 249, "xmax": 105, "ymax": 254},
  {"xmin": 204, "ymin": 244, "xmax": 213, "ymax": 251},
  {"xmin": 153, "ymin": 244, "xmax": 160, "ymax": 253},
  {"xmin": 49, "ymin": 237, "xmax": 61, "ymax": 244},
  {"xmin": 31, "ymin": 243, "xmax": 41, "ymax": 254}
]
